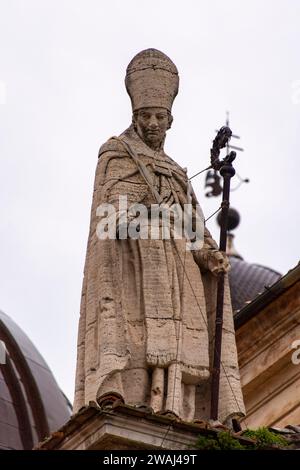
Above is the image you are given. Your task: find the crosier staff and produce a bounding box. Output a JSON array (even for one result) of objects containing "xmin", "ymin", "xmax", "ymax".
[{"xmin": 209, "ymin": 126, "xmax": 237, "ymax": 422}]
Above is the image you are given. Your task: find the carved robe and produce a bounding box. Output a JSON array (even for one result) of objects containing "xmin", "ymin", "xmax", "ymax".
[{"xmin": 74, "ymin": 125, "xmax": 245, "ymax": 422}]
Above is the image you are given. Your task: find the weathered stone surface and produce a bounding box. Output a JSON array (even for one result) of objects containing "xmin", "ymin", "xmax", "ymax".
[{"xmin": 74, "ymin": 49, "xmax": 245, "ymax": 423}]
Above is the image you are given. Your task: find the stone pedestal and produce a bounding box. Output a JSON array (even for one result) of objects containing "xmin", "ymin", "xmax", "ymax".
[{"xmin": 36, "ymin": 402, "xmax": 220, "ymax": 450}]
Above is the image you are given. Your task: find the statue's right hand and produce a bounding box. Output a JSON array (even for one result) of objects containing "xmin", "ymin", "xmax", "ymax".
[
  {"xmin": 206, "ymin": 249, "xmax": 230, "ymax": 275},
  {"xmin": 193, "ymin": 248, "xmax": 230, "ymax": 275}
]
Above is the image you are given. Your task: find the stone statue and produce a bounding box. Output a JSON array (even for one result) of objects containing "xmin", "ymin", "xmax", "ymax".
[{"xmin": 74, "ymin": 49, "xmax": 245, "ymax": 423}]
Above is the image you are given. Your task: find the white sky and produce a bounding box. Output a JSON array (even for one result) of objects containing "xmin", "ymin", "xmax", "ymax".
[{"xmin": 0, "ymin": 0, "xmax": 299, "ymax": 402}]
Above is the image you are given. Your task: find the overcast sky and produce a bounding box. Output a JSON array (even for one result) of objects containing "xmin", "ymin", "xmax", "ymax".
[{"xmin": 0, "ymin": 0, "xmax": 299, "ymax": 402}]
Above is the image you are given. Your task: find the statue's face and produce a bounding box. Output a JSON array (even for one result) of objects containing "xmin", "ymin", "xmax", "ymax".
[{"xmin": 133, "ymin": 107, "xmax": 172, "ymax": 150}]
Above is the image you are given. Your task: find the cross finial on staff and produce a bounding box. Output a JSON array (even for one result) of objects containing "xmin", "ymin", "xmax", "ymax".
[
  {"xmin": 225, "ymin": 111, "xmax": 244, "ymax": 156},
  {"xmin": 205, "ymin": 112, "xmax": 248, "ymax": 197}
]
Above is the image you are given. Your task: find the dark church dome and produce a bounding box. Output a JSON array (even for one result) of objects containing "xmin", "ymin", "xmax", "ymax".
[
  {"xmin": 0, "ymin": 310, "xmax": 71, "ymax": 450},
  {"xmin": 229, "ymin": 256, "xmax": 282, "ymax": 312},
  {"xmin": 216, "ymin": 208, "xmax": 282, "ymax": 313}
]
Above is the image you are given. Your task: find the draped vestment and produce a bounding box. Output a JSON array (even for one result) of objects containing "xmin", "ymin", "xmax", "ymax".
[{"xmin": 74, "ymin": 126, "xmax": 245, "ymax": 422}]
